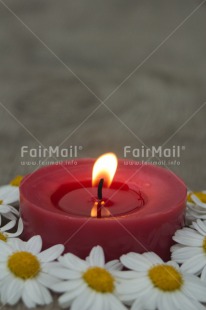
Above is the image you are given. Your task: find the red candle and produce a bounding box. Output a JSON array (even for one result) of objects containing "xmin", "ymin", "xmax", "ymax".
[{"xmin": 20, "ymin": 154, "xmax": 186, "ymax": 261}]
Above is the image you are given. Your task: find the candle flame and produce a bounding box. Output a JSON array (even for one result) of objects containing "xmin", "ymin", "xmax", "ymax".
[
  {"xmin": 92, "ymin": 153, "xmax": 118, "ymax": 188},
  {"xmin": 91, "ymin": 201, "xmax": 111, "ymax": 217}
]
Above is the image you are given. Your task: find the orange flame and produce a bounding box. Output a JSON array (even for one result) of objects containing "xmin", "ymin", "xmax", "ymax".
[
  {"xmin": 91, "ymin": 201, "xmax": 111, "ymax": 217},
  {"xmin": 92, "ymin": 153, "xmax": 118, "ymax": 188}
]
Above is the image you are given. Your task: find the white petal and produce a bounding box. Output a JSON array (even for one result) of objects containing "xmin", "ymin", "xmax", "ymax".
[
  {"xmin": 37, "ymin": 244, "xmax": 64, "ymax": 262},
  {"xmin": 180, "ymin": 254, "xmax": 206, "ymax": 274},
  {"xmin": 60, "ymin": 253, "xmax": 88, "ymax": 272},
  {"xmin": 142, "ymin": 252, "xmax": 163, "ymax": 265},
  {"xmin": 5, "ymin": 278, "xmax": 23, "ymax": 305},
  {"xmin": 0, "ymin": 204, "xmax": 16, "ymax": 214},
  {"xmin": 170, "ymin": 244, "xmax": 185, "ymax": 252},
  {"xmin": 165, "ymin": 260, "xmax": 179, "ymax": 267},
  {"xmin": 107, "ymin": 294, "xmax": 127, "ymax": 310},
  {"xmin": 9, "ymin": 237, "xmax": 25, "ymax": 251},
  {"xmin": 173, "ymin": 229, "xmax": 204, "ymax": 246},
  {"xmin": 0, "ymin": 185, "xmax": 19, "ymax": 204},
  {"xmin": 171, "ymin": 246, "xmax": 203, "ymax": 263},
  {"xmin": 0, "ymin": 267, "xmax": 10, "ymax": 280},
  {"xmin": 6, "ymin": 217, "xmax": 24, "ymax": 237},
  {"xmin": 49, "ymin": 267, "xmax": 81, "ymax": 280},
  {"xmin": 183, "ymin": 274, "xmax": 206, "ymax": 302},
  {"xmin": 131, "ymin": 298, "xmax": 145, "ymax": 310},
  {"xmin": 38, "ymin": 272, "xmax": 60, "ymax": 288},
  {"xmin": 157, "ymin": 294, "xmax": 175, "ymax": 310},
  {"xmin": 192, "ymin": 220, "xmax": 206, "ymax": 235},
  {"xmin": 2, "ymin": 212, "xmax": 17, "ymax": 221},
  {"xmin": 118, "ymin": 276, "xmax": 151, "ymax": 294},
  {"xmin": 52, "ymin": 279, "xmax": 83, "ymax": 293},
  {"xmin": 71, "ymin": 288, "xmax": 95, "ymax": 310},
  {"xmin": 58, "ymin": 284, "xmax": 87, "ymax": 308},
  {"xmin": 88, "ymin": 293, "xmax": 104, "ymax": 310},
  {"xmin": 24, "ymin": 280, "xmax": 45, "ymax": 305},
  {"xmin": 112, "ymin": 270, "xmax": 139, "ymax": 280},
  {"xmin": 191, "ymin": 195, "xmax": 206, "ymax": 208},
  {"xmin": 26, "ymin": 235, "xmax": 42, "ymax": 254},
  {"xmin": 140, "ymin": 288, "xmax": 159, "ymax": 310},
  {"xmin": 0, "ymin": 240, "xmax": 12, "ymax": 256},
  {"xmin": 0, "ymin": 220, "xmax": 16, "ymax": 232},
  {"xmin": 88, "ymin": 246, "xmax": 105, "ymax": 267},
  {"xmin": 175, "ymin": 291, "xmax": 205, "ymax": 310},
  {"xmin": 22, "ymin": 287, "xmax": 36, "ymax": 308},
  {"xmin": 120, "ymin": 253, "xmax": 151, "ymax": 271},
  {"xmin": 105, "ymin": 260, "xmax": 123, "ymax": 271},
  {"xmin": 0, "ymin": 275, "xmax": 19, "ymax": 304},
  {"xmin": 201, "ymin": 264, "xmax": 206, "ymax": 281}
]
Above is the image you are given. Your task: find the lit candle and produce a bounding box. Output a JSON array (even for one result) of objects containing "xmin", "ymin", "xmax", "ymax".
[{"xmin": 20, "ymin": 153, "xmax": 186, "ymax": 261}]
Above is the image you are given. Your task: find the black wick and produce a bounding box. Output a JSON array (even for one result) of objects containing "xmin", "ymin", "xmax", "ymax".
[
  {"xmin": 97, "ymin": 178, "xmax": 104, "ymax": 218},
  {"xmin": 97, "ymin": 178, "xmax": 104, "ymax": 200}
]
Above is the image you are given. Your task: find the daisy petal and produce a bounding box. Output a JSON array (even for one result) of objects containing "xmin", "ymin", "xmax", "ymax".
[
  {"xmin": 200, "ymin": 265, "xmax": 206, "ymax": 281},
  {"xmin": 120, "ymin": 253, "xmax": 151, "ymax": 271},
  {"xmin": 24, "ymin": 280, "xmax": 46, "ymax": 305},
  {"xmin": 71, "ymin": 288, "xmax": 95, "ymax": 310},
  {"xmin": 184, "ymin": 274, "xmax": 206, "ymax": 302},
  {"xmin": 107, "ymin": 294, "xmax": 127, "ymax": 310},
  {"xmin": 131, "ymin": 298, "xmax": 145, "ymax": 310},
  {"xmin": 105, "ymin": 260, "xmax": 122, "ymax": 271},
  {"xmin": 52, "ymin": 280, "xmax": 83, "ymax": 293},
  {"xmin": 22, "ymin": 288, "xmax": 36, "ymax": 308},
  {"xmin": 142, "ymin": 252, "xmax": 163, "ymax": 265},
  {"xmin": 60, "ymin": 253, "xmax": 88, "ymax": 272},
  {"xmin": 49, "ymin": 267, "xmax": 81, "ymax": 280},
  {"xmin": 181, "ymin": 254, "xmax": 206, "ymax": 274},
  {"xmin": 173, "ymin": 229, "xmax": 203, "ymax": 246},
  {"xmin": 6, "ymin": 217, "xmax": 24, "ymax": 237},
  {"xmin": 6, "ymin": 278, "xmax": 23, "ymax": 305},
  {"xmin": 58, "ymin": 284, "xmax": 87, "ymax": 308},
  {"xmin": 25, "ymin": 235, "xmax": 42, "ymax": 254},
  {"xmin": 0, "ymin": 240, "xmax": 12, "ymax": 256},
  {"xmin": 37, "ymin": 244, "xmax": 64, "ymax": 262},
  {"xmin": 0, "ymin": 220, "xmax": 16, "ymax": 232},
  {"xmin": 38, "ymin": 272, "xmax": 60, "ymax": 288},
  {"xmin": 88, "ymin": 246, "xmax": 105, "ymax": 267},
  {"xmin": 9, "ymin": 237, "xmax": 25, "ymax": 251},
  {"xmin": 171, "ymin": 246, "xmax": 203, "ymax": 263},
  {"xmin": 192, "ymin": 220, "xmax": 206, "ymax": 235}
]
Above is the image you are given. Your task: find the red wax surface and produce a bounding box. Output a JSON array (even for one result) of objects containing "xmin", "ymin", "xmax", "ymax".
[{"xmin": 20, "ymin": 159, "xmax": 186, "ymax": 261}]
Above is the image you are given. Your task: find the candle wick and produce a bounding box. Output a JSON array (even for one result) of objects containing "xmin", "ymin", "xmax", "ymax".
[
  {"xmin": 97, "ymin": 178, "xmax": 104, "ymax": 218},
  {"xmin": 97, "ymin": 178, "xmax": 104, "ymax": 200}
]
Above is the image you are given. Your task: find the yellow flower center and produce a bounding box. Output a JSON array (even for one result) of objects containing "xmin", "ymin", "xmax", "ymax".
[
  {"xmin": 0, "ymin": 232, "xmax": 7, "ymax": 242},
  {"xmin": 8, "ymin": 251, "xmax": 40, "ymax": 279},
  {"xmin": 82, "ymin": 267, "xmax": 115, "ymax": 293},
  {"xmin": 9, "ymin": 176, "xmax": 23, "ymax": 187},
  {"xmin": 0, "ymin": 200, "xmax": 3, "ymax": 205},
  {"xmin": 148, "ymin": 265, "xmax": 183, "ymax": 291},
  {"xmin": 187, "ymin": 192, "xmax": 206, "ymax": 203},
  {"xmin": 202, "ymin": 238, "xmax": 206, "ymax": 252}
]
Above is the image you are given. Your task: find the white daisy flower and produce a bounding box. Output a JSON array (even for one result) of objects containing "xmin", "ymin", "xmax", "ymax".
[
  {"xmin": 50, "ymin": 245, "xmax": 127, "ymax": 310},
  {"xmin": 171, "ymin": 219, "xmax": 206, "ymax": 277},
  {"xmin": 0, "ymin": 175, "xmax": 23, "ymax": 205},
  {"xmin": 0, "ymin": 176, "xmax": 23, "ymax": 221},
  {"xmin": 186, "ymin": 191, "xmax": 206, "ymax": 221},
  {"xmin": 0, "ymin": 217, "xmax": 23, "ymax": 242},
  {"xmin": 0, "ymin": 235, "xmax": 64, "ymax": 308},
  {"xmin": 118, "ymin": 252, "xmax": 206, "ymax": 310}
]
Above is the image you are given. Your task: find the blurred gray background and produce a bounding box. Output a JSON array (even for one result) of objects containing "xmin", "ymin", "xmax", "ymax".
[
  {"xmin": 0, "ymin": 1, "xmax": 206, "ymax": 309},
  {"xmin": 1, "ymin": 0, "xmax": 206, "ymax": 187}
]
